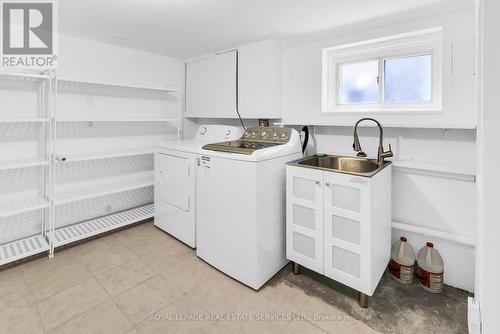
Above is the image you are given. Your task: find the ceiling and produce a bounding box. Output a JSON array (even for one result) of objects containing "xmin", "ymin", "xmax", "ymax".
[{"xmin": 58, "ymin": 0, "xmax": 472, "ymax": 59}]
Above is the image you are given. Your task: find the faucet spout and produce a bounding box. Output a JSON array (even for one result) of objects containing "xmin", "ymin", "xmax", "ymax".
[{"xmin": 352, "ymin": 118, "xmax": 393, "ymax": 165}]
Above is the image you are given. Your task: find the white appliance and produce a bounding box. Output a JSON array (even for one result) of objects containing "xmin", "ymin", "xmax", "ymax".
[
  {"xmin": 154, "ymin": 125, "xmax": 243, "ymax": 247},
  {"xmin": 196, "ymin": 127, "xmax": 302, "ymax": 289}
]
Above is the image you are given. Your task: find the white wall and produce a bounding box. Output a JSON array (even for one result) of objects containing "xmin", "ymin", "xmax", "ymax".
[
  {"xmin": 58, "ymin": 34, "xmax": 185, "ymax": 92},
  {"xmin": 279, "ymin": 8, "xmax": 477, "ymax": 292},
  {"xmin": 475, "ymin": 0, "xmax": 500, "ymax": 332},
  {"xmin": 281, "ymin": 9, "xmax": 476, "ymax": 129}
]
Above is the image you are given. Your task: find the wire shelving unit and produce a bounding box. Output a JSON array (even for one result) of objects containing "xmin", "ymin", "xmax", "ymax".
[
  {"xmin": 49, "ymin": 77, "xmax": 182, "ymax": 250},
  {"xmin": 0, "ymin": 71, "xmax": 182, "ymax": 265},
  {"xmin": 0, "ymin": 69, "xmax": 54, "ymax": 266}
]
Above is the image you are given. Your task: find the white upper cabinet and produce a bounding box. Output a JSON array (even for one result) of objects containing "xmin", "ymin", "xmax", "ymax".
[
  {"xmin": 185, "ymin": 39, "xmax": 282, "ymax": 119},
  {"xmin": 185, "ymin": 50, "xmax": 237, "ymax": 118},
  {"xmin": 238, "ymin": 39, "xmax": 282, "ymax": 119}
]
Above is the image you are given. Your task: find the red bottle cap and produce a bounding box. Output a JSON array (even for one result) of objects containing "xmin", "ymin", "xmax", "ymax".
[
  {"xmin": 426, "ymin": 242, "xmax": 434, "ymax": 248},
  {"xmin": 400, "ymin": 237, "xmax": 407, "ymax": 242}
]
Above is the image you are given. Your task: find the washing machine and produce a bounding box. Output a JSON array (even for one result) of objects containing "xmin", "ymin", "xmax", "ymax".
[
  {"xmin": 196, "ymin": 127, "xmax": 302, "ymax": 289},
  {"xmin": 154, "ymin": 125, "xmax": 242, "ymax": 247}
]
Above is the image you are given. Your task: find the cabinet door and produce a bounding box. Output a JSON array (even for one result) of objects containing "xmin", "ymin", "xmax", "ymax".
[
  {"xmin": 238, "ymin": 39, "xmax": 281, "ymax": 119},
  {"xmin": 323, "ymin": 173, "xmax": 370, "ymax": 293},
  {"xmin": 185, "ymin": 51, "xmax": 237, "ymax": 118},
  {"xmin": 286, "ymin": 166, "xmax": 324, "ymax": 274}
]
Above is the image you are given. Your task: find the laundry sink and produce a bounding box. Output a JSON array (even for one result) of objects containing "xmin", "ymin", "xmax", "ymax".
[{"xmin": 289, "ymin": 154, "xmax": 391, "ymax": 177}]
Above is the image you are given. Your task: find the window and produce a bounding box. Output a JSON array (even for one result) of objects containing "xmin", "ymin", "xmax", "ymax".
[
  {"xmin": 322, "ymin": 28, "xmax": 442, "ymax": 113},
  {"xmin": 340, "ymin": 60, "xmax": 379, "ymax": 104},
  {"xmin": 383, "ymin": 54, "xmax": 432, "ymax": 103}
]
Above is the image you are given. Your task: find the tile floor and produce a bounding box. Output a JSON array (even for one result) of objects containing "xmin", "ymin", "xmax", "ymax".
[{"xmin": 0, "ymin": 221, "xmax": 380, "ymax": 334}]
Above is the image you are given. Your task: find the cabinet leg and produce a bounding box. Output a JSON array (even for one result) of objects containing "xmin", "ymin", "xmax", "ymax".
[
  {"xmin": 358, "ymin": 292, "xmax": 369, "ymax": 308},
  {"xmin": 292, "ymin": 262, "xmax": 300, "ymax": 275}
]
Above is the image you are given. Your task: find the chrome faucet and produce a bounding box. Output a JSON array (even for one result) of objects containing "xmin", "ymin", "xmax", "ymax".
[{"xmin": 353, "ymin": 118, "xmax": 393, "ymax": 165}]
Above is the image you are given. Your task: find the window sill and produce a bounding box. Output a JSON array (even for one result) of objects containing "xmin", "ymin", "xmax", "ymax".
[
  {"xmin": 274, "ymin": 120, "xmax": 477, "ymax": 129},
  {"xmin": 323, "ymin": 109, "xmax": 443, "ymax": 115},
  {"xmin": 326, "ymin": 102, "xmax": 443, "ymax": 114}
]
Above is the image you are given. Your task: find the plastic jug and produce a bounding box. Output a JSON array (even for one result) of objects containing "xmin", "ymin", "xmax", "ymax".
[
  {"xmin": 389, "ymin": 236, "xmax": 416, "ymax": 284},
  {"xmin": 417, "ymin": 242, "xmax": 444, "ymax": 293}
]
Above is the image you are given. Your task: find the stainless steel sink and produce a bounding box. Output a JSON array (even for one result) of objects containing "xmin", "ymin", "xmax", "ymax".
[{"xmin": 289, "ymin": 155, "xmax": 391, "ymax": 177}]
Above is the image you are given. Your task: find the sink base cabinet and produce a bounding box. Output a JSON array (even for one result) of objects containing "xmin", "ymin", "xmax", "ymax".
[{"xmin": 286, "ymin": 165, "xmax": 391, "ymax": 297}]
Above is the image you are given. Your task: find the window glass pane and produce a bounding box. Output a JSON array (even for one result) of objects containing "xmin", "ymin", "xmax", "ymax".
[
  {"xmin": 340, "ymin": 60, "xmax": 379, "ymax": 104},
  {"xmin": 384, "ymin": 54, "xmax": 432, "ymax": 103}
]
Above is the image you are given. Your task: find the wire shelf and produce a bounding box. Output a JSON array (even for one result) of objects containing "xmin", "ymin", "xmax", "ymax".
[
  {"xmin": 55, "ymin": 187, "xmax": 153, "ymax": 229},
  {"xmin": 0, "ymin": 234, "xmax": 49, "ymax": 266},
  {"xmin": 0, "ymin": 71, "xmax": 50, "ymax": 91},
  {"xmin": 0, "ymin": 69, "xmax": 50, "ymax": 79},
  {"xmin": 52, "ymin": 204, "xmax": 153, "ymax": 247},
  {"xmin": 0, "ymin": 197, "xmax": 50, "ymax": 219},
  {"xmin": 54, "ymin": 172, "xmax": 154, "ymax": 205},
  {"xmin": 56, "ymin": 149, "xmax": 153, "ymax": 164},
  {"xmin": 56, "ymin": 118, "xmax": 179, "ymax": 122},
  {"xmin": 58, "ymin": 78, "xmax": 179, "ymax": 94},
  {"xmin": 0, "ymin": 118, "xmax": 50, "ymax": 123},
  {"xmin": 0, "ymin": 158, "xmax": 49, "ymax": 171}
]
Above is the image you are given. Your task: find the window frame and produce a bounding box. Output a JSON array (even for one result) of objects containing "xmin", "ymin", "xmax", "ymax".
[{"xmin": 322, "ymin": 27, "xmax": 443, "ymax": 113}]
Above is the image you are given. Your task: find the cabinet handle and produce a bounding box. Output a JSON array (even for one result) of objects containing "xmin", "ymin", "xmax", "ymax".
[
  {"xmin": 325, "ymin": 182, "xmax": 331, "ymax": 187},
  {"xmin": 315, "ymin": 180, "xmax": 320, "ymax": 185}
]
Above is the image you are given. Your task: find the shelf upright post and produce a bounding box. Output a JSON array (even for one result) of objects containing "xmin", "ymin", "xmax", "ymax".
[
  {"xmin": 39, "ymin": 71, "xmax": 46, "ymax": 240},
  {"xmin": 48, "ymin": 69, "xmax": 57, "ymax": 258}
]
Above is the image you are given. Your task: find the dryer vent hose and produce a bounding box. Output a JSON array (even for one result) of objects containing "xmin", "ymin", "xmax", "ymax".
[{"xmin": 301, "ymin": 126, "xmax": 309, "ymax": 154}]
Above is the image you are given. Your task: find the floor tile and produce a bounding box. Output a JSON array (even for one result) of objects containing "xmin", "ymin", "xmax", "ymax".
[
  {"xmin": 233, "ymin": 292, "xmax": 294, "ymax": 328},
  {"xmin": 0, "ymin": 305, "xmax": 45, "ymax": 334},
  {"xmin": 24, "ymin": 259, "xmax": 93, "ymax": 301},
  {"xmin": 136, "ymin": 294, "xmax": 216, "ymax": 334},
  {"xmin": 140, "ymin": 240, "xmax": 195, "ymax": 272},
  {"xmin": 260, "ymin": 280, "xmax": 312, "ymax": 313},
  {"xmin": 124, "ymin": 328, "xmax": 140, "ymax": 334},
  {"xmin": 66, "ymin": 236, "xmax": 138, "ymax": 275},
  {"xmin": 48, "ymin": 300, "xmax": 134, "ymax": 334},
  {"xmin": 285, "ymin": 320, "xmax": 329, "ymax": 334},
  {"xmin": 96, "ymin": 258, "xmax": 157, "ymax": 296},
  {"xmin": 114, "ymin": 224, "xmax": 183, "ymax": 259},
  {"xmin": 36, "ymin": 278, "xmax": 109, "ymax": 330},
  {"xmin": 0, "ymin": 276, "xmax": 35, "ymax": 315},
  {"xmin": 187, "ymin": 275, "xmax": 253, "ymax": 314},
  {"xmin": 114, "ymin": 274, "xmax": 183, "ymax": 324},
  {"xmin": 207, "ymin": 319, "xmax": 287, "ymax": 334},
  {"xmin": 21, "ymin": 249, "xmax": 74, "ymax": 277},
  {"xmin": 159, "ymin": 256, "xmax": 217, "ymax": 293},
  {"xmin": 0, "ymin": 265, "xmax": 26, "ymax": 283}
]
